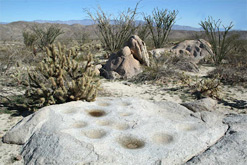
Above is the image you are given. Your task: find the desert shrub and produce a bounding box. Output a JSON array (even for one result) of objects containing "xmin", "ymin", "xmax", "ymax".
[
  {"xmin": 30, "ymin": 25, "xmax": 64, "ymax": 49},
  {"xmin": 225, "ymin": 38, "xmax": 247, "ymax": 66},
  {"xmin": 0, "ymin": 45, "xmax": 35, "ymax": 75},
  {"xmin": 144, "ymin": 8, "xmax": 178, "ymax": 48},
  {"xmin": 73, "ymin": 31, "xmax": 90, "ymax": 45},
  {"xmin": 132, "ymin": 67, "xmax": 181, "ymax": 84},
  {"xmin": 23, "ymin": 31, "xmax": 37, "ymax": 48},
  {"xmin": 191, "ymin": 75, "xmax": 222, "ymax": 99},
  {"xmin": 20, "ymin": 43, "xmax": 100, "ymax": 111},
  {"xmin": 182, "ymin": 74, "xmax": 222, "ymax": 99},
  {"xmin": 209, "ymin": 65, "xmax": 247, "ymax": 85},
  {"xmin": 86, "ymin": 2, "xmax": 139, "ymax": 53},
  {"xmin": 199, "ymin": 17, "xmax": 237, "ymax": 65},
  {"xmin": 207, "ymin": 38, "xmax": 247, "ymax": 85},
  {"xmin": 131, "ymin": 52, "xmax": 182, "ymax": 84}
]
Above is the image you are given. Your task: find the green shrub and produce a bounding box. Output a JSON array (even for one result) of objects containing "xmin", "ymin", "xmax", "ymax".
[
  {"xmin": 144, "ymin": 8, "xmax": 178, "ymax": 48},
  {"xmin": 23, "ymin": 31, "xmax": 37, "ymax": 48},
  {"xmin": 22, "ymin": 43, "xmax": 100, "ymax": 111}
]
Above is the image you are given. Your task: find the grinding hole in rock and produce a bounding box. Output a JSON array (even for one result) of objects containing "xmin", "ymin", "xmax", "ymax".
[
  {"xmin": 118, "ymin": 136, "xmax": 145, "ymax": 149},
  {"xmin": 88, "ymin": 109, "xmax": 106, "ymax": 117},
  {"xmin": 72, "ymin": 121, "xmax": 87, "ymax": 128},
  {"xmin": 97, "ymin": 102, "xmax": 111, "ymax": 107},
  {"xmin": 152, "ymin": 133, "xmax": 174, "ymax": 144},
  {"xmin": 83, "ymin": 129, "xmax": 107, "ymax": 139}
]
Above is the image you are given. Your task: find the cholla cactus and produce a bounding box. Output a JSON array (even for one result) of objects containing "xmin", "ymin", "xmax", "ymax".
[
  {"xmin": 192, "ymin": 74, "xmax": 222, "ymax": 99},
  {"xmin": 24, "ymin": 43, "xmax": 100, "ymax": 111}
]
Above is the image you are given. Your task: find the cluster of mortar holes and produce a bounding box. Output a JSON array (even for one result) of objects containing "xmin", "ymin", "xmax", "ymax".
[
  {"xmin": 96, "ymin": 120, "xmax": 112, "ymax": 126},
  {"xmin": 113, "ymin": 123, "xmax": 129, "ymax": 130},
  {"xmin": 88, "ymin": 109, "xmax": 106, "ymax": 117},
  {"xmin": 152, "ymin": 133, "xmax": 174, "ymax": 144},
  {"xmin": 119, "ymin": 112, "xmax": 133, "ymax": 117},
  {"xmin": 63, "ymin": 109, "xmax": 78, "ymax": 114},
  {"xmin": 72, "ymin": 121, "xmax": 87, "ymax": 128},
  {"xmin": 83, "ymin": 129, "xmax": 107, "ymax": 139},
  {"xmin": 177, "ymin": 123, "xmax": 198, "ymax": 131},
  {"xmin": 97, "ymin": 102, "xmax": 111, "ymax": 107},
  {"xmin": 118, "ymin": 136, "xmax": 145, "ymax": 149}
]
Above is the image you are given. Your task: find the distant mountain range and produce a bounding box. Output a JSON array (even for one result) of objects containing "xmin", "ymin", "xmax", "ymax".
[{"xmin": 0, "ymin": 19, "xmax": 202, "ymax": 31}]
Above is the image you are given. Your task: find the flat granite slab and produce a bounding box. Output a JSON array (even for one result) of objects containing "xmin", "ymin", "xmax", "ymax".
[{"xmin": 3, "ymin": 97, "xmax": 228, "ymax": 165}]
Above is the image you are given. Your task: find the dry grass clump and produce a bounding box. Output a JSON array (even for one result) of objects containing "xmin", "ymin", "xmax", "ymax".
[
  {"xmin": 209, "ymin": 65, "xmax": 247, "ymax": 86},
  {"xmin": 131, "ymin": 67, "xmax": 182, "ymax": 84},
  {"xmin": 131, "ymin": 51, "xmax": 183, "ymax": 84}
]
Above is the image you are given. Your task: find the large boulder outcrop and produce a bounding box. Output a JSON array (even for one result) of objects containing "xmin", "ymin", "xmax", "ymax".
[
  {"xmin": 3, "ymin": 97, "xmax": 228, "ymax": 165},
  {"xmin": 171, "ymin": 39, "xmax": 211, "ymax": 63},
  {"xmin": 100, "ymin": 35, "xmax": 149, "ymax": 79},
  {"xmin": 148, "ymin": 39, "xmax": 212, "ymax": 73},
  {"xmin": 100, "ymin": 46, "xmax": 142, "ymax": 79},
  {"xmin": 126, "ymin": 35, "xmax": 150, "ymax": 66}
]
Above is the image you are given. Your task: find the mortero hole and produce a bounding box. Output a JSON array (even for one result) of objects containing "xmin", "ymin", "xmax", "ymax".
[
  {"xmin": 118, "ymin": 136, "xmax": 145, "ymax": 149},
  {"xmin": 88, "ymin": 109, "xmax": 106, "ymax": 117}
]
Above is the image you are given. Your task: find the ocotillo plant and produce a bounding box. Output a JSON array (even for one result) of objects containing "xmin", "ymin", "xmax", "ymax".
[
  {"xmin": 144, "ymin": 8, "xmax": 178, "ymax": 48},
  {"xmin": 86, "ymin": 2, "xmax": 140, "ymax": 53},
  {"xmin": 23, "ymin": 43, "xmax": 100, "ymax": 111},
  {"xmin": 199, "ymin": 17, "xmax": 235, "ymax": 65}
]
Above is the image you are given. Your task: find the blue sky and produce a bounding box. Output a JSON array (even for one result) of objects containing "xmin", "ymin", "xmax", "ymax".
[{"xmin": 0, "ymin": 0, "xmax": 246, "ymax": 30}]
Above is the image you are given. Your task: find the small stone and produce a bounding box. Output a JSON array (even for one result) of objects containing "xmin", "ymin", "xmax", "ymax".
[{"xmin": 14, "ymin": 155, "xmax": 22, "ymax": 161}]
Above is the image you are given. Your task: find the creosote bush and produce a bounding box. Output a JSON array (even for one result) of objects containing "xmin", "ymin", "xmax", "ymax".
[
  {"xmin": 144, "ymin": 8, "xmax": 178, "ymax": 48},
  {"xmin": 22, "ymin": 43, "xmax": 100, "ymax": 111}
]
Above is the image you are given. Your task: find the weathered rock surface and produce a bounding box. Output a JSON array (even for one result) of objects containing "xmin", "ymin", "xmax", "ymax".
[
  {"xmin": 171, "ymin": 39, "xmax": 210, "ymax": 63},
  {"xmin": 126, "ymin": 35, "xmax": 150, "ymax": 66},
  {"xmin": 168, "ymin": 55, "xmax": 200, "ymax": 72},
  {"xmin": 186, "ymin": 114, "xmax": 247, "ymax": 165},
  {"xmin": 3, "ymin": 97, "xmax": 228, "ymax": 165},
  {"xmin": 100, "ymin": 35, "xmax": 149, "ymax": 79},
  {"xmin": 100, "ymin": 47, "xmax": 142, "ymax": 79},
  {"xmin": 149, "ymin": 48, "xmax": 169, "ymax": 59},
  {"xmin": 181, "ymin": 97, "xmax": 217, "ymax": 112}
]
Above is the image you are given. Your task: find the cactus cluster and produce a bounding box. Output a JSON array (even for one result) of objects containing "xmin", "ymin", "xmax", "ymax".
[
  {"xmin": 179, "ymin": 73, "xmax": 222, "ymax": 99},
  {"xmin": 24, "ymin": 43, "xmax": 100, "ymax": 110},
  {"xmin": 190, "ymin": 75, "xmax": 222, "ymax": 99}
]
